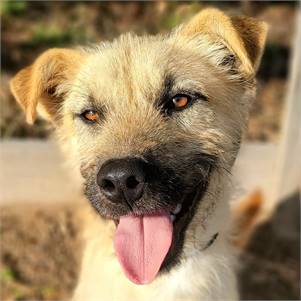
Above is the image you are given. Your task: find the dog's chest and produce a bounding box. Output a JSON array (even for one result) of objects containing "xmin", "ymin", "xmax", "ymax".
[{"xmin": 73, "ymin": 210, "xmax": 238, "ymax": 301}]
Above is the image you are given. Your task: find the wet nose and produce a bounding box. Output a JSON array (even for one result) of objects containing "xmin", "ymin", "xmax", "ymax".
[{"xmin": 97, "ymin": 158, "xmax": 146, "ymax": 206}]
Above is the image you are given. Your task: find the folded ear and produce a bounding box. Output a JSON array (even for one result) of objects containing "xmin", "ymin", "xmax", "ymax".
[
  {"xmin": 10, "ymin": 48, "xmax": 83, "ymax": 124},
  {"xmin": 180, "ymin": 8, "xmax": 268, "ymax": 76}
]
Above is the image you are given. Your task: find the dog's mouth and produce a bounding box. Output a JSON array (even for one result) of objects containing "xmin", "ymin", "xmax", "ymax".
[
  {"xmin": 112, "ymin": 183, "xmax": 207, "ymax": 285},
  {"xmin": 113, "ymin": 186, "xmax": 199, "ymax": 227},
  {"xmin": 84, "ymin": 151, "xmax": 216, "ymax": 285}
]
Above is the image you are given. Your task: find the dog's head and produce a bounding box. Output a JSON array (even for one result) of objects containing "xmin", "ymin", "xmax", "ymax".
[{"xmin": 10, "ymin": 9, "xmax": 267, "ymax": 284}]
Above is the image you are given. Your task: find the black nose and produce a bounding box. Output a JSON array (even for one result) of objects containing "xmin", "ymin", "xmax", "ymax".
[{"xmin": 97, "ymin": 158, "xmax": 146, "ymax": 207}]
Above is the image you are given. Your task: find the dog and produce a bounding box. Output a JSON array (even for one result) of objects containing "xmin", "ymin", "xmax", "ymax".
[{"xmin": 10, "ymin": 8, "xmax": 267, "ymax": 301}]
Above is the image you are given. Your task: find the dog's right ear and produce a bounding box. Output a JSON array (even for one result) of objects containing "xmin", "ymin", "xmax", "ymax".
[{"xmin": 10, "ymin": 48, "xmax": 83, "ymax": 124}]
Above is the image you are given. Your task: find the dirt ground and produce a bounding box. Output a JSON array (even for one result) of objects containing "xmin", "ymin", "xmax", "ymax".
[
  {"xmin": 0, "ymin": 205, "xmax": 82, "ymax": 300},
  {"xmin": 238, "ymin": 193, "xmax": 300, "ymax": 300},
  {"xmin": 0, "ymin": 194, "xmax": 300, "ymax": 300}
]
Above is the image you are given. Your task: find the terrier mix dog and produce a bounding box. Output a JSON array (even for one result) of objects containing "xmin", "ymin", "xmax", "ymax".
[{"xmin": 10, "ymin": 8, "xmax": 267, "ymax": 301}]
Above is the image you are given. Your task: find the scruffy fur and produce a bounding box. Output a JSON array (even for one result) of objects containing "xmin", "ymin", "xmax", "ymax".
[{"xmin": 10, "ymin": 8, "xmax": 267, "ymax": 301}]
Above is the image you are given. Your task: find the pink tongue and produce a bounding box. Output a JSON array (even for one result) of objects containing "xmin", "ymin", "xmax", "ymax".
[{"xmin": 114, "ymin": 212, "xmax": 173, "ymax": 285}]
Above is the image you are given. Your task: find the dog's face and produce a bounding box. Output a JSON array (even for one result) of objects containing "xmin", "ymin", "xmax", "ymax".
[{"xmin": 10, "ymin": 9, "xmax": 267, "ymax": 284}]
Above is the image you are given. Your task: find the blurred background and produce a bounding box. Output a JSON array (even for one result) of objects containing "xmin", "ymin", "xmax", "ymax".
[{"xmin": 0, "ymin": 1, "xmax": 300, "ymax": 300}]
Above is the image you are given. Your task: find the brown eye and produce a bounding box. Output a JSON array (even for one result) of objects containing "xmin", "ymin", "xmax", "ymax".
[
  {"xmin": 172, "ymin": 95, "xmax": 190, "ymax": 110},
  {"xmin": 81, "ymin": 110, "xmax": 100, "ymax": 123}
]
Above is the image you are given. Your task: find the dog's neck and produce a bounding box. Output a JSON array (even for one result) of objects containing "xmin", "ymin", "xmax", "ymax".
[{"xmin": 158, "ymin": 235, "xmax": 238, "ymax": 301}]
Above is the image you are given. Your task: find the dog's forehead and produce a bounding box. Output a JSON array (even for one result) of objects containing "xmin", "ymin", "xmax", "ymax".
[
  {"xmin": 76, "ymin": 34, "xmax": 213, "ymax": 107},
  {"xmin": 80, "ymin": 36, "xmax": 166, "ymax": 102}
]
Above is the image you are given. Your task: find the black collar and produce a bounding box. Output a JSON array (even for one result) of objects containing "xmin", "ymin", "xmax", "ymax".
[{"xmin": 202, "ymin": 232, "xmax": 219, "ymax": 251}]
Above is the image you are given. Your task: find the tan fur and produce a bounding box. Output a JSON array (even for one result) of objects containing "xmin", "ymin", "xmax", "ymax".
[
  {"xmin": 181, "ymin": 8, "xmax": 267, "ymax": 75},
  {"xmin": 10, "ymin": 48, "xmax": 84, "ymax": 124},
  {"xmin": 231, "ymin": 190, "xmax": 264, "ymax": 249},
  {"xmin": 10, "ymin": 8, "xmax": 267, "ymax": 301}
]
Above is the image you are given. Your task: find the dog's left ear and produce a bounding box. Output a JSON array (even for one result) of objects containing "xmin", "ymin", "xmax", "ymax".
[
  {"xmin": 10, "ymin": 48, "xmax": 84, "ymax": 124},
  {"xmin": 180, "ymin": 8, "xmax": 268, "ymax": 76}
]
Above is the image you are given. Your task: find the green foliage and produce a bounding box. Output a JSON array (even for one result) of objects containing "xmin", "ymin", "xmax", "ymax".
[
  {"xmin": 27, "ymin": 25, "xmax": 87, "ymax": 48},
  {"xmin": 30, "ymin": 25, "xmax": 72, "ymax": 47},
  {"xmin": 11, "ymin": 288, "xmax": 25, "ymax": 300},
  {"xmin": 1, "ymin": 0, "xmax": 27, "ymax": 16},
  {"xmin": 160, "ymin": 2, "xmax": 203, "ymax": 30},
  {"xmin": 0, "ymin": 267, "xmax": 15, "ymax": 283},
  {"xmin": 39, "ymin": 286, "xmax": 55, "ymax": 299}
]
